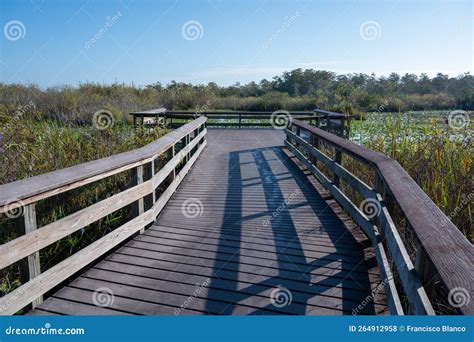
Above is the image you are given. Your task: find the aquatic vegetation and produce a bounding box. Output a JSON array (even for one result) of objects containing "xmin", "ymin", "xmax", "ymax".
[{"xmin": 350, "ymin": 112, "xmax": 473, "ymax": 240}]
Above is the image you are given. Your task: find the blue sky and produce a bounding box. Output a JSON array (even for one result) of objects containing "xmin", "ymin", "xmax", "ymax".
[{"xmin": 0, "ymin": 0, "xmax": 472, "ymax": 87}]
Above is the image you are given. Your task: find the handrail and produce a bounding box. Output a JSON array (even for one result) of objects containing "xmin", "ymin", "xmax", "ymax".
[
  {"xmin": 130, "ymin": 109, "xmax": 350, "ymax": 138},
  {"xmin": 0, "ymin": 116, "xmax": 207, "ymax": 211},
  {"xmin": 314, "ymin": 109, "xmax": 351, "ymax": 118},
  {"xmin": 165, "ymin": 110, "xmax": 315, "ymax": 115},
  {"xmin": 131, "ymin": 109, "xmax": 335, "ymax": 133},
  {"xmin": 286, "ymin": 119, "xmax": 473, "ymax": 315},
  {"xmin": 0, "ymin": 116, "xmax": 208, "ymax": 314}
]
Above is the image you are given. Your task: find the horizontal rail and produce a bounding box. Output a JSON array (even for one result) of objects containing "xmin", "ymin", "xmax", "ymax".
[
  {"xmin": 164, "ymin": 111, "xmax": 315, "ymax": 115},
  {"xmin": 285, "ymin": 119, "xmax": 473, "ymax": 315},
  {"xmin": 0, "ymin": 116, "xmax": 207, "ymax": 210},
  {"xmin": 314, "ymin": 109, "xmax": 352, "ymax": 118},
  {"xmin": 0, "ymin": 116, "xmax": 208, "ymax": 314},
  {"xmin": 130, "ymin": 109, "xmax": 350, "ymax": 137}
]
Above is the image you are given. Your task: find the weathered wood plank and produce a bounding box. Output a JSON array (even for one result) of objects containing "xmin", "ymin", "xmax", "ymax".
[
  {"xmin": 15, "ymin": 204, "xmax": 42, "ymax": 308},
  {"xmin": 378, "ymin": 206, "xmax": 434, "ymax": 315}
]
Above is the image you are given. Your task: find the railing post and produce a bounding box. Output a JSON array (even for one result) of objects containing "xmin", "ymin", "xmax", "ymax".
[
  {"xmin": 295, "ymin": 126, "xmax": 301, "ymax": 149},
  {"xmin": 185, "ymin": 134, "xmax": 190, "ymax": 162},
  {"xmin": 285, "ymin": 124, "xmax": 291, "ymax": 145},
  {"xmin": 16, "ymin": 203, "xmax": 43, "ymax": 308},
  {"xmin": 333, "ymin": 149, "xmax": 342, "ymax": 187},
  {"xmin": 372, "ymin": 172, "xmax": 385, "ymax": 231},
  {"xmin": 142, "ymin": 160, "xmax": 156, "ymax": 229},
  {"xmin": 414, "ymin": 241, "xmax": 436, "ymax": 303},
  {"xmin": 309, "ymin": 135, "xmax": 316, "ymax": 165},
  {"xmin": 172, "ymin": 144, "xmax": 176, "ymax": 180},
  {"xmin": 340, "ymin": 117, "xmax": 345, "ymax": 138},
  {"xmin": 239, "ymin": 112, "xmax": 242, "ymax": 129},
  {"xmin": 150, "ymin": 161, "xmax": 156, "ymax": 204},
  {"xmin": 342, "ymin": 116, "xmax": 349, "ymax": 138},
  {"xmin": 131, "ymin": 165, "xmax": 145, "ymax": 233}
]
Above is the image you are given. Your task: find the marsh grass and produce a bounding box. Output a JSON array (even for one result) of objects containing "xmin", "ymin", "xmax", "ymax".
[{"xmin": 349, "ymin": 112, "xmax": 472, "ymax": 240}]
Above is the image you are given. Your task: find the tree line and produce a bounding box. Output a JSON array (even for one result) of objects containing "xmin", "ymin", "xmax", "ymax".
[{"xmin": 1, "ymin": 69, "xmax": 472, "ymax": 125}]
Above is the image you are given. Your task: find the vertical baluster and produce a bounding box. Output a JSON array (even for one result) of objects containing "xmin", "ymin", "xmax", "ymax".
[
  {"xmin": 309, "ymin": 135, "xmax": 316, "ymax": 165},
  {"xmin": 172, "ymin": 143, "xmax": 176, "ymax": 179},
  {"xmin": 186, "ymin": 134, "xmax": 190, "ymax": 162},
  {"xmin": 333, "ymin": 149, "xmax": 342, "ymax": 187},
  {"xmin": 16, "ymin": 203, "xmax": 42, "ymax": 308},
  {"xmin": 341, "ymin": 116, "xmax": 347, "ymax": 138},
  {"xmin": 150, "ymin": 160, "xmax": 156, "ymax": 204},
  {"xmin": 295, "ymin": 126, "xmax": 301, "ymax": 150},
  {"xmin": 372, "ymin": 171, "xmax": 385, "ymax": 232},
  {"xmin": 131, "ymin": 165, "xmax": 145, "ymax": 233},
  {"xmin": 414, "ymin": 240, "xmax": 436, "ymax": 304}
]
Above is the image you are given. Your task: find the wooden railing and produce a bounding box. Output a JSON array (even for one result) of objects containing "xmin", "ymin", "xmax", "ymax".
[
  {"xmin": 165, "ymin": 110, "xmax": 314, "ymax": 128},
  {"xmin": 130, "ymin": 109, "xmax": 351, "ymax": 138},
  {"xmin": 285, "ymin": 119, "xmax": 473, "ymax": 315},
  {"xmin": 0, "ymin": 116, "xmax": 208, "ymax": 315}
]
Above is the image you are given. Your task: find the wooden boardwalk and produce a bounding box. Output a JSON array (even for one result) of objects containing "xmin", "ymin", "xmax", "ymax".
[{"xmin": 29, "ymin": 129, "xmax": 387, "ymax": 315}]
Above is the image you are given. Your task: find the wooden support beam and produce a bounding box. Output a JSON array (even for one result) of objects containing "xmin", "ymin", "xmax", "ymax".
[
  {"xmin": 16, "ymin": 204, "xmax": 42, "ymax": 308},
  {"xmin": 333, "ymin": 149, "xmax": 342, "ymax": 187},
  {"xmin": 131, "ymin": 165, "xmax": 145, "ymax": 233}
]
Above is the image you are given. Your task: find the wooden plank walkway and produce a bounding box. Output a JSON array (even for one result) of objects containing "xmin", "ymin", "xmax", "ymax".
[{"xmin": 30, "ymin": 129, "xmax": 387, "ymax": 315}]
